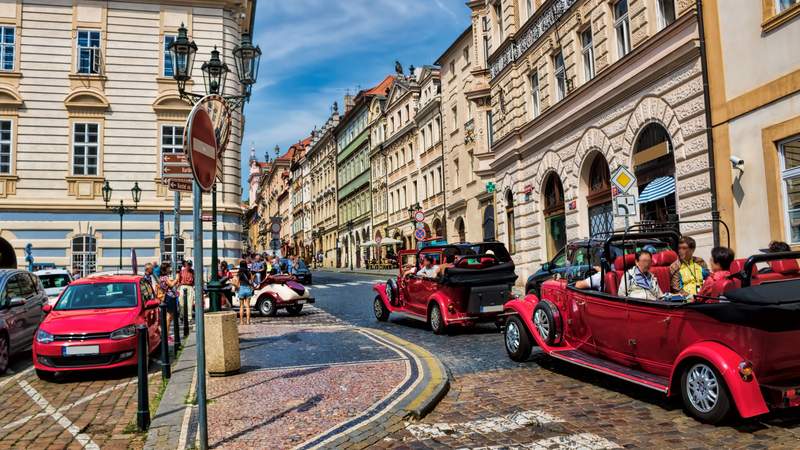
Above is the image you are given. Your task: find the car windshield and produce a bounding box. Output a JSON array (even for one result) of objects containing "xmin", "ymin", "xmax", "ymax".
[
  {"xmin": 55, "ymin": 282, "xmax": 138, "ymax": 310},
  {"xmin": 38, "ymin": 274, "xmax": 71, "ymax": 290}
]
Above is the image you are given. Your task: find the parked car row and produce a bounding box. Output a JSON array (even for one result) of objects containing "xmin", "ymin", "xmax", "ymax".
[{"xmin": 371, "ymin": 226, "xmax": 800, "ymax": 425}]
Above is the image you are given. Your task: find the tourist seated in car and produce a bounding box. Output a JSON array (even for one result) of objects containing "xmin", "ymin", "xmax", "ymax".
[
  {"xmin": 415, "ymin": 255, "xmax": 440, "ymax": 278},
  {"xmin": 618, "ymin": 250, "xmax": 664, "ymax": 300},
  {"xmin": 697, "ymin": 246, "xmax": 735, "ymax": 299},
  {"xmin": 670, "ymin": 237, "xmax": 707, "ymax": 296}
]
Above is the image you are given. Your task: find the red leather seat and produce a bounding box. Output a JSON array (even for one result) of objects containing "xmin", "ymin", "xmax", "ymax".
[
  {"xmin": 652, "ymin": 250, "xmax": 678, "ymax": 267},
  {"xmin": 604, "ymin": 271, "xmax": 619, "ymax": 295},
  {"xmin": 650, "ymin": 250, "xmax": 678, "ymax": 294},
  {"xmin": 769, "ymin": 259, "xmax": 800, "ymax": 275}
]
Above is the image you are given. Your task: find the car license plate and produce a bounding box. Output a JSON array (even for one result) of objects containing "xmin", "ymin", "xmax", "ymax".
[
  {"xmin": 480, "ymin": 305, "xmax": 503, "ymax": 313},
  {"xmin": 297, "ymin": 300, "xmax": 306, "ymax": 305},
  {"xmin": 63, "ymin": 345, "xmax": 100, "ymax": 356}
]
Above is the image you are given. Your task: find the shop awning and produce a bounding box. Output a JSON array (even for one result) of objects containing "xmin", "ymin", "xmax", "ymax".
[
  {"xmin": 380, "ymin": 238, "xmax": 404, "ymax": 245},
  {"xmin": 638, "ymin": 176, "xmax": 676, "ymax": 204}
]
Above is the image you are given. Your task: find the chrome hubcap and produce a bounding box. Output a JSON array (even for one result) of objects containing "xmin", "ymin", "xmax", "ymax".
[
  {"xmin": 262, "ymin": 300, "xmax": 273, "ymax": 313},
  {"xmin": 374, "ymin": 299, "xmax": 383, "ymax": 318},
  {"xmin": 430, "ymin": 307, "xmax": 441, "ymax": 330},
  {"xmin": 506, "ymin": 321, "xmax": 520, "ymax": 353},
  {"xmin": 534, "ymin": 309, "xmax": 550, "ymax": 339},
  {"xmin": 687, "ymin": 363, "xmax": 719, "ymax": 413}
]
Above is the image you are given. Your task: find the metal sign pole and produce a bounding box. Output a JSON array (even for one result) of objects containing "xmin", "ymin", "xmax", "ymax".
[
  {"xmin": 173, "ymin": 192, "xmax": 180, "ymax": 265},
  {"xmin": 192, "ymin": 180, "xmax": 208, "ymax": 449}
]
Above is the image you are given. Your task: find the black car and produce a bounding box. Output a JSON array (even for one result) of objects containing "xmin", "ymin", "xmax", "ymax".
[
  {"xmin": 293, "ymin": 260, "xmax": 312, "ymax": 285},
  {"xmin": 0, "ymin": 269, "xmax": 48, "ymax": 373}
]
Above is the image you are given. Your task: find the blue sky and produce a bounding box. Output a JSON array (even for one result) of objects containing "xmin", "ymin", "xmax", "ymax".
[{"xmin": 240, "ymin": 0, "xmax": 471, "ymax": 200}]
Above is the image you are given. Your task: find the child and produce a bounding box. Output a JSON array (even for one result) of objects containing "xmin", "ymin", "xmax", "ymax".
[{"xmin": 697, "ymin": 246, "xmax": 735, "ymax": 299}]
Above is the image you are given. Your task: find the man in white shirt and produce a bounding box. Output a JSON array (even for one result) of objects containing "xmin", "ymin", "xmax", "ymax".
[{"xmin": 415, "ymin": 256, "xmax": 440, "ymax": 278}]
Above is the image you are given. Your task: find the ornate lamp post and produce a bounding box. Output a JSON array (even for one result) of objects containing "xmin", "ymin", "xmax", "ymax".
[
  {"xmin": 102, "ymin": 181, "xmax": 142, "ymax": 271},
  {"xmin": 407, "ymin": 202, "xmax": 421, "ymax": 249}
]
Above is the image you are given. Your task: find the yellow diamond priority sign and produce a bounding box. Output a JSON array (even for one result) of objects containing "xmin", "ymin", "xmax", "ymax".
[{"xmin": 611, "ymin": 166, "xmax": 636, "ymax": 195}]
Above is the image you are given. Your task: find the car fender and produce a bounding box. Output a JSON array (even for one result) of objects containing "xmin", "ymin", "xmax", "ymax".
[
  {"xmin": 255, "ymin": 290, "xmax": 280, "ymax": 306},
  {"xmin": 373, "ymin": 282, "xmax": 390, "ymax": 305},
  {"xmin": 504, "ymin": 294, "xmax": 546, "ymax": 346},
  {"xmin": 427, "ymin": 293, "xmax": 450, "ymax": 325},
  {"xmin": 670, "ymin": 341, "xmax": 769, "ymax": 419}
]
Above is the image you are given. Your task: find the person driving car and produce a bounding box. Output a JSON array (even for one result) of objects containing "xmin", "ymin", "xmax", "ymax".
[{"xmin": 618, "ymin": 250, "xmax": 664, "ymax": 300}]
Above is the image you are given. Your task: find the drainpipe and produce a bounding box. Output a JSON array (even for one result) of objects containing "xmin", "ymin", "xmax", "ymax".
[{"xmin": 696, "ymin": 0, "xmax": 721, "ymax": 247}]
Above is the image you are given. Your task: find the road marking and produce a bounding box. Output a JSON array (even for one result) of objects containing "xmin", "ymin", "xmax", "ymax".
[
  {"xmin": 345, "ymin": 282, "xmax": 363, "ymax": 286},
  {"xmin": 18, "ymin": 379, "xmax": 100, "ymax": 450},
  {"xmin": 312, "ymin": 285, "xmax": 329, "ymax": 289},
  {"xmin": 327, "ymin": 283, "xmax": 347, "ymax": 287},
  {"xmin": 464, "ymin": 433, "xmax": 621, "ymax": 449},
  {"xmin": 0, "ymin": 366, "xmax": 33, "ymax": 391},
  {"xmin": 405, "ymin": 410, "xmax": 562, "ymax": 440}
]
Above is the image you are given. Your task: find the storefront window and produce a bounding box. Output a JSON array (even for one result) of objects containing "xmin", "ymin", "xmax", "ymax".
[
  {"xmin": 634, "ymin": 123, "xmax": 676, "ymax": 224},
  {"xmin": 543, "ymin": 173, "xmax": 566, "ymax": 258},
  {"xmin": 587, "ymin": 155, "xmax": 613, "ymax": 237},
  {"xmin": 780, "ymin": 136, "xmax": 800, "ymax": 244}
]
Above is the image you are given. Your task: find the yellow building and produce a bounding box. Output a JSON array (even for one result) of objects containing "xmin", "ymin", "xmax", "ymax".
[{"xmin": 704, "ymin": 0, "xmax": 800, "ymax": 253}]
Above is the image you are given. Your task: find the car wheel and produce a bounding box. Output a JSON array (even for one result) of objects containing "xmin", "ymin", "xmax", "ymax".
[
  {"xmin": 428, "ymin": 303, "xmax": 446, "ymax": 335},
  {"xmin": 533, "ymin": 302, "xmax": 558, "ymax": 345},
  {"xmin": 0, "ymin": 332, "xmax": 8, "ymax": 374},
  {"xmin": 373, "ymin": 296, "xmax": 390, "ymax": 322},
  {"xmin": 258, "ymin": 297, "xmax": 277, "ymax": 317},
  {"xmin": 504, "ymin": 316, "xmax": 532, "ymax": 362},
  {"xmin": 36, "ymin": 369, "xmax": 56, "ymax": 382},
  {"xmin": 681, "ymin": 361, "xmax": 732, "ymax": 424},
  {"xmin": 286, "ymin": 304, "xmax": 303, "ymax": 315}
]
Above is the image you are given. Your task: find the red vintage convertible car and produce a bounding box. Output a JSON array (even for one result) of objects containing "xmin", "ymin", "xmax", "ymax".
[
  {"xmin": 503, "ymin": 229, "xmax": 800, "ymax": 423},
  {"xmin": 373, "ymin": 242, "xmax": 517, "ymax": 334}
]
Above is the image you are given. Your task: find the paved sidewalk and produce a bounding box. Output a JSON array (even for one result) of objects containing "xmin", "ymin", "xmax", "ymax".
[{"xmin": 315, "ymin": 267, "xmax": 396, "ymax": 277}]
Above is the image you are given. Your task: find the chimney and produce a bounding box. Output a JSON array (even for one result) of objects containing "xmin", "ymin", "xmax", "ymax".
[{"xmin": 344, "ymin": 94, "xmax": 355, "ymax": 113}]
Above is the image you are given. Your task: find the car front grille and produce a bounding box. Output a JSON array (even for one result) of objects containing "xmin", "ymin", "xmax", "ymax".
[
  {"xmin": 38, "ymin": 351, "xmax": 133, "ymax": 368},
  {"xmin": 53, "ymin": 332, "xmax": 111, "ymax": 342}
]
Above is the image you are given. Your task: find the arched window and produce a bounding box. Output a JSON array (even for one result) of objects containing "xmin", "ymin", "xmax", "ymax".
[
  {"xmin": 505, "ymin": 190, "xmax": 516, "ymax": 253},
  {"xmin": 586, "ymin": 154, "xmax": 613, "ymax": 237},
  {"xmin": 543, "ymin": 173, "xmax": 566, "ymax": 258},
  {"xmin": 432, "ymin": 218, "xmax": 442, "ymax": 238},
  {"xmin": 71, "ymin": 234, "xmax": 96, "ymax": 277},
  {"xmin": 455, "ymin": 217, "xmax": 466, "ymax": 242},
  {"xmin": 483, "ymin": 204, "xmax": 496, "ymax": 241},
  {"xmin": 162, "ymin": 235, "xmax": 185, "ymax": 263},
  {"xmin": 634, "ymin": 123, "xmax": 676, "ymax": 223}
]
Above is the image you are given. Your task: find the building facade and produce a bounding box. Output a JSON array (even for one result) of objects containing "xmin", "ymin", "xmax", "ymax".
[
  {"xmin": 307, "ymin": 105, "xmax": 339, "ymax": 267},
  {"xmin": 703, "ymin": 0, "xmax": 800, "ymax": 254},
  {"xmin": 0, "ymin": 0, "xmax": 254, "ymax": 272},
  {"xmin": 414, "ymin": 66, "xmax": 446, "ymax": 240},
  {"xmin": 475, "ymin": 0, "xmax": 714, "ymax": 284},
  {"xmin": 368, "ymin": 80, "xmax": 392, "ymax": 259}
]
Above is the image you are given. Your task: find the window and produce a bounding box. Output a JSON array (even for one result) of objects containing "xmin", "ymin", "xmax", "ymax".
[
  {"xmin": 463, "ymin": 46, "xmax": 470, "ymax": 65},
  {"xmin": 452, "ymin": 106, "xmax": 458, "ymax": 130},
  {"xmin": 777, "ymin": 0, "xmax": 799, "ymax": 13},
  {"xmin": 505, "ymin": 190, "xmax": 516, "ymax": 253},
  {"xmin": 436, "ymin": 167, "xmax": 442, "ymax": 193},
  {"xmin": 581, "ymin": 28, "xmax": 595, "ymax": 82},
  {"xmin": 482, "ymin": 16, "xmax": 493, "ymax": 61},
  {"xmin": 553, "ymin": 51, "xmax": 566, "ymax": 101},
  {"xmin": 494, "ymin": 1, "xmax": 504, "ymax": 41},
  {"xmin": 413, "ymin": 180, "xmax": 418, "ymax": 202},
  {"xmin": 530, "ymin": 71, "xmax": 540, "ymax": 118},
  {"xmin": 454, "ymin": 158, "xmax": 460, "ymax": 186},
  {"xmin": 71, "ymin": 235, "xmax": 96, "ymax": 277},
  {"xmin": 163, "ymin": 235, "xmax": 185, "ymax": 263},
  {"xmin": 780, "ymin": 136, "xmax": 800, "ymax": 244},
  {"xmin": 449, "ymin": 60, "xmax": 455, "ymax": 75},
  {"xmin": 487, "ymin": 111, "xmax": 494, "ymax": 147},
  {"xmin": 163, "ymin": 34, "xmax": 176, "ymax": 77},
  {"xmin": 0, "ymin": 120, "xmax": 10, "ymax": 174},
  {"xmin": 614, "ymin": 0, "xmax": 631, "ymax": 58},
  {"xmin": 526, "ymin": 0, "xmax": 535, "ymax": 18},
  {"xmin": 73, "ymin": 123, "xmax": 99, "ymax": 176},
  {"xmin": 161, "ymin": 124, "xmax": 184, "ymax": 171},
  {"xmin": 656, "ymin": 0, "xmax": 676, "ymax": 29},
  {"xmin": 77, "ymin": 29, "xmax": 101, "ymax": 74},
  {"xmin": 0, "ymin": 26, "xmax": 14, "ymax": 71}
]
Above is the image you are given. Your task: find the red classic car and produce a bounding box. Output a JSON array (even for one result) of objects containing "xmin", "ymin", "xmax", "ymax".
[
  {"xmin": 503, "ymin": 229, "xmax": 800, "ymax": 424},
  {"xmin": 33, "ymin": 274, "xmax": 162, "ymax": 379},
  {"xmin": 372, "ymin": 242, "xmax": 517, "ymax": 334}
]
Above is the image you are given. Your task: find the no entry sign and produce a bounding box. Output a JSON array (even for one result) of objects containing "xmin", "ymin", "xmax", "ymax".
[{"xmin": 185, "ymin": 99, "xmax": 218, "ymax": 192}]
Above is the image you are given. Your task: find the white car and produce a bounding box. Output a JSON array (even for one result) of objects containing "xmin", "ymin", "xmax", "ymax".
[
  {"xmin": 33, "ymin": 269, "xmax": 73, "ymax": 305},
  {"xmin": 231, "ymin": 274, "xmax": 315, "ymax": 316}
]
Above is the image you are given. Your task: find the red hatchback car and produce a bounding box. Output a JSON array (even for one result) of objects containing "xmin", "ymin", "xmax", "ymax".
[
  {"xmin": 503, "ymin": 228, "xmax": 800, "ymax": 424},
  {"xmin": 33, "ymin": 274, "xmax": 162, "ymax": 379}
]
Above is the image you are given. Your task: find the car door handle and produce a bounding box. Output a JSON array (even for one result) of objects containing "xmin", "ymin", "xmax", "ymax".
[
  {"xmin": 575, "ymin": 300, "xmax": 586, "ymax": 306},
  {"xmin": 660, "ymin": 317, "xmax": 671, "ymax": 324}
]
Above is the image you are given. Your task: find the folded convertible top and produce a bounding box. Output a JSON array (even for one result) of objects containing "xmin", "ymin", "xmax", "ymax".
[{"xmin": 724, "ymin": 279, "xmax": 800, "ymax": 305}]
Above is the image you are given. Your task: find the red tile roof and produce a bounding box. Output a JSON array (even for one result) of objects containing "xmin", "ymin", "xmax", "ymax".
[{"xmin": 364, "ymin": 75, "xmax": 395, "ymax": 97}]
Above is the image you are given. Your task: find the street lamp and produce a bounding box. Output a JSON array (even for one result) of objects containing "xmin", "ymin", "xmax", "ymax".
[
  {"xmin": 347, "ymin": 220, "xmax": 354, "ymax": 271},
  {"xmin": 407, "ymin": 202, "xmax": 421, "ymax": 248},
  {"xmin": 102, "ymin": 180, "xmax": 142, "ymax": 271},
  {"xmin": 201, "ymin": 46, "xmax": 228, "ymax": 96}
]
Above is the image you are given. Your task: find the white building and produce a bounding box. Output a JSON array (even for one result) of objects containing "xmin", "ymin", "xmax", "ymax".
[{"xmin": 0, "ymin": 0, "xmax": 254, "ymax": 273}]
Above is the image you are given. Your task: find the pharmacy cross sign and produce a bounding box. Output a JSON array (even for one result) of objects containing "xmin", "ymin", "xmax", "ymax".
[{"xmin": 185, "ymin": 100, "xmax": 218, "ymax": 192}]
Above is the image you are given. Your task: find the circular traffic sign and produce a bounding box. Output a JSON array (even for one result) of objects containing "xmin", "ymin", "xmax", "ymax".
[
  {"xmin": 271, "ymin": 223, "xmax": 281, "ymax": 233},
  {"xmin": 414, "ymin": 210, "xmax": 425, "ymax": 223},
  {"xmin": 415, "ymin": 222, "xmax": 425, "ymax": 230},
  {"xmin": 414, "ymin": 228, "xmax": 426, "ymax": 240},
  {"xmin": 185, "ymin": 99, "xmax": 218, "ymax": 192}
]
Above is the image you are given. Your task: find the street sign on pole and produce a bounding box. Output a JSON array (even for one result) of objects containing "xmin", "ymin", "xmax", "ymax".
[
  {"xmin": 414, "ymin": 228, "xmax": 426, "ymax": 240},
  {"xmin": 168, "ymin": 179, "xmax": 193, "ymax": 192},
  {"xmin": 413, "ymin": 210, "xmax": 425, "ymax": 223},
  {"xmin": 159, "ymin": 212, "xmax": 165, "ymax": 263},
  {"xmin": 163, "ymin": 165, "xmax": 194, "ymax": 177},
  {"xmin": 185, "ymin": 100, "xmax": 219, "ymax": 192},
  {"xmin": 415, "ymin": 222, "xmax": 425, "ymax": 230},
  {"xmin": 195, "ymin": 94, "xmax": 231, "ymax": 181},
  {"xmin": 486, "ymin": 181, "xmax": 496, "ymax": 194},
  {"xmin": 611, "ymin": 166, "xmax": 636, "ymax": 195},
  {"xmin": 614, "ymin": 194, "xmax": 638, "ymax": 218}
]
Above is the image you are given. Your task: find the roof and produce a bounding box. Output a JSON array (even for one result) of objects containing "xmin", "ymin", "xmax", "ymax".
[
  {"xmin": 338, "ymin": 75, "xmax": 396, "ymax": 130},
  {"xmin": 435, "ymin": 26, "xmax": 472, "ymax": 66},
  {"xmin": 364, "ymin": 75, "xmax": 395, "ymax": 97}
]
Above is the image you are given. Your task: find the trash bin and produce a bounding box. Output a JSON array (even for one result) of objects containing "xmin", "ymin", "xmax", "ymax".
[{"xmin": 204, "ymin": 311, "xmax": 240, "ymax": 376}]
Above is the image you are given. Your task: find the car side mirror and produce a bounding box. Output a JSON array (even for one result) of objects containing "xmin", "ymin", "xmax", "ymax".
[
  {"xmin": 42, "ymin": 304, "xmax": 52, "ymax": 313},
  {"xmin": 9, "ymin": 297, "xmax": 25, "ymax": 307},
  {"xmin": 145, "ymin": 299, "xmax": 160, "ymax": 310},
  {"xmin": 542, "ymin": 262, "xmax": 551, "ymax": 272}
]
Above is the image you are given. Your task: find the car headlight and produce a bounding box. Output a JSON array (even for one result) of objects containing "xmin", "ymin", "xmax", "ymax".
[
  {"xmin": 36, "ymin": 329, "xmax": 54, "ymax": 344},
  {"xmin": 110, "ymin": 325, "xmax": 137, "ymax": 340}
]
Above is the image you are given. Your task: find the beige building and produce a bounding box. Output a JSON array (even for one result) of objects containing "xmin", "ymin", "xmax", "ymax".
[
  {"xmin": 439, "ymin": 25, "xmax": 496, "ymax": 244},
  {"xmin": 414, "ymin": 66, "xmax": 446, "ymax": 239},
  {"xmin": 368, "ymin": 81, "xmax": 391, "ymax": 258},
  {"xmin": 474, "ymin": 0, "xmax": 714, "ymax": 283},
  {"xmin": 307, "ymin": 106, "xmax": 339, "ymax": 267},
  {"xmin": 0, "ymin": 0, "xmax": 254, "ymax": 272},
  {"xmin": 704, "ymin": 0, "xmax": 800, "ymax": 254}
]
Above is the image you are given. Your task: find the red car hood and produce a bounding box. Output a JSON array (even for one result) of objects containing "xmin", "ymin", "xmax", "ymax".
[{"xmin": 42, "ymin": 308, "xmax": 139, "ymax": 335}]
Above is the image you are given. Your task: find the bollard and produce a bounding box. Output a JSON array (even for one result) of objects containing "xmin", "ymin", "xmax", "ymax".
[
  {"xmin": 182, "ymin": 293, "xmax": 189, "ymax": 337},
  {"xmin": 136, "ymin": 324, "xmax": 150, "ymax": 431},
  {"xmin": 173, "ymin": 299, "xmax": 181, "ymax": 357},
  {"xmin": 159, "ymin": 302, "xmax": 171, "ymax": 380}
]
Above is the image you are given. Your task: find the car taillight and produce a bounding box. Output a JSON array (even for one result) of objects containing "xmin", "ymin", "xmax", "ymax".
[{"xmin": 738, "ymin": 361, "xmax": 754, "ymax": 382}]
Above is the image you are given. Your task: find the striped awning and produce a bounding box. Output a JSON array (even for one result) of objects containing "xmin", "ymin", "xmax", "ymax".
[{"xmin": 638, "ymin": 176, "xmax": 676, "ymax": 204}]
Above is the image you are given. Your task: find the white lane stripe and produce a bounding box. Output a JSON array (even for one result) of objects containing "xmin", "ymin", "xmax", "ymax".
[
  {"xmin": 327, "ymin": 283, "xmax": 347, "ymax": 287},
  {"xmin": 0, "ymin": 366, "xmax": 33, "ymax": 390},
  {"xmin": 313, "ymin": 285, "xmax": 329, "ymax": 289},
  {"xmin": 462, "ymin": 433, "xmax": 621, "ymax": 450},
  {"xmin": 345, "ymin": 282, "xmax": 363, "ymax": 286},
  {"xmin": 18, "ymin": 380, "xmax": 100, "ymax": 450},
  {"xmin": 406, "ymin": 410, "xmax": 562, "ymax": 440}
]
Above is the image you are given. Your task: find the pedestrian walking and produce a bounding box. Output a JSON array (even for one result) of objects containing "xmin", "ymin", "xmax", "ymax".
[
  {"xmin": 233, "ymin": 260, "xmax": 254, "ymax": 325},
  {"xmin": 178, "ymin": 260, "xmax": 195, "ymax": 315},
  {"xmin": 158, "ymin": 262, "xmax": 180, "ymax": 343},
  {"xmin": 218, "ymin": 260, "xmax": 233, "ymax": 308}
]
